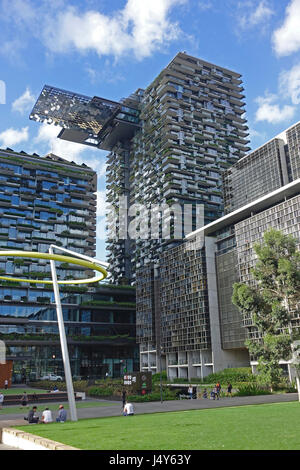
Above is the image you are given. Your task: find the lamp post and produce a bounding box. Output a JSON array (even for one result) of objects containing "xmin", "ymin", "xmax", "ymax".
[
  {"xmin": 159, "ymin": 346, "xmax": 163, "ymax": 404},
  {"xmin": 49, "ymin": 245, "xmax": 78, "ymax": 421}
]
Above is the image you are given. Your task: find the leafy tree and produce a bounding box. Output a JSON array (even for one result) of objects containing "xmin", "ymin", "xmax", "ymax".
[{"xmin": 232, "ymin": 228, "xmax": 300, "ymax": 397}]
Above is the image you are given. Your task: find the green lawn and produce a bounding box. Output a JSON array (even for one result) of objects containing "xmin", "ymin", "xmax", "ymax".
[
  {"xmin": 18, "ymin": 402, "xmax": 300, "ymax": 450},
  {"xmin": 0, "ymin": 388, "xmax": 48, "ymax": 395},
  {"xmin": 0, "ymin": 400, "xmax": 117, "ymax": 415}
]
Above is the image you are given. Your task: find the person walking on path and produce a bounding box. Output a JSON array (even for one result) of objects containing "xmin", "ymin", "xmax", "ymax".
[
  {"xmin": 188, "ymin": 385, "xmax": 193, "ymax": 399},
  {"xmin": 56, "ymin": 405, "xmax": 67, "ymax": 422},
  {"xmin": 215, "ymin": 382, "xmax": 221, "ymax": 400},
  {"xmin": 4, "ymin": 379, "xmax": 8, "ymax": 390},
  {"xmin": 20, "ymin": 392, "xmax": 29, "ymax": 409},
  {"xmin": 122, "ymin": 389, "xmax": 127, "ymax": 408},
  {"xmin": 227, "ymin": 383, "xmax": 233, "ymax": 397},
  {"xmin": 202, "ymin": 388, "xmax": 208, "ymax": 399},
  {"xmin": 0, "ymin": 391, "xmax": 4, "ymax": 409}
]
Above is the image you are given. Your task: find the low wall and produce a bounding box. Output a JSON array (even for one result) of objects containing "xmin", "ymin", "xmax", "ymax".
[{"xmin": 0, "ymin": 427, "xmax": 78, "ymax": 450}]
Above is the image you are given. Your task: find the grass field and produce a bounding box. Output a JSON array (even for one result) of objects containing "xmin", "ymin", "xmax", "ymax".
[
  {"xmin": 0, "ymin": 400, "xmax": 117, "ymax": 415},
  {"xmin": 0, "ymin": 388, "xmax": 48, "ymax": 395},
  {"xmin": 18, "ymin": 402, "xmax": 300, "ymax": 450}
]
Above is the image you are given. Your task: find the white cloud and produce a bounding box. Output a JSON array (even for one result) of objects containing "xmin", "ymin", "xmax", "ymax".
[
  {"xmin": 279, "ymin": 63, "xmax": 300, "ymax": 105},
  {"xmin": 255, "ymin": 94, "xmax": 296, "ymax": 124},
  {"xmin": 3, "ymin": 0, "xmax": 185, "ymax": 61},
  {"xmin": 35, "ymin": 123, "xmax": 86, "ymax": 161},
  {"xmin": 272, "ymin": 0, "xmax": 300, "ymax": 56},
  {"xmin": 238, "ymin": 1, "xmax": 274, "ymax": 30},
  {"xmin": 0, "ymin": 126, "xmax": 29, "ymax": 147},
  {"xmin": 12, "ymin": 87, "xmax": 36, "ymax": 114},
  {"xmin": 198, "ymin": 1, "xmax": 213, "ymax": 11},
  {"xmin": 33, "ymin": 123, "xmax": 107, "ymax": 177}
]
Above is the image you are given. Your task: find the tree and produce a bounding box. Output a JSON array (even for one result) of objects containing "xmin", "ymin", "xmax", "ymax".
[{"xmin": 232, "ymin": 228, "xmax": 300, "ymax": 398}]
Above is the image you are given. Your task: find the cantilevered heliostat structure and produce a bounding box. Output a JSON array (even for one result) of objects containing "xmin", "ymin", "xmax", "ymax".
[{"xmin": 30, "ymin": 85, "xmax": 141, "ymax": 150}]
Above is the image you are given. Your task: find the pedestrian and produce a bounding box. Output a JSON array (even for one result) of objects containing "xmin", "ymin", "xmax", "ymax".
[
  {"xmin": 4, "ymin": 379, "xmax": 8, "ymax": 390},
  {"xmin": 123, "ymin": 401, "xmax": 134, "ymax": 416},
  {"xmin": 188, "ymin": 384, "xmax": 193, "ymax": 399},
  {"xmin": 24, "ymin": 406, "xmax": 39, "ymax": 424},
  {"xmin": 0, "ymin": 391, "xmax": 4, "ymax": 409},
  {"xmin": 56, "ymin": 405, "xmax": 67, "ymax": 422},
  {"xmin": 215, "ymin": 382, "xmax": 221, "ymax": 400},
  {"xmin": 41, "ymin": 408, "xmax": 53, "ymax": 423},
  {"xmin": 210, "ymin": 387, "xmax": 216, "ymax": 400},
  {"xmin": 202, "ymin": 388, "xmax": 208, "ymax": 399},
  {"xmin": 20, "ymin": 391, "xmax": 29, "ymax": 409},
  {"xmin": 227, "ymin": 383, "xmax": 233, "ymax": 397},
  {"xmin": 122, "ymin": 389, "xmax": 127, "ymax": 408}
]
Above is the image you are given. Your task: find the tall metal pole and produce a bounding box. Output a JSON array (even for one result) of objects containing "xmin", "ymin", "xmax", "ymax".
[
  {"xmin": 49, "ymin": 246, "xmax": 78, "ymax": 422},
  {"xmin": 159, "ymin": 346, "xmax": 163, "ymax": 404}
]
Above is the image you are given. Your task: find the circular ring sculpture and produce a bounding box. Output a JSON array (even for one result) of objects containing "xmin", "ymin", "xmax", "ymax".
[{"xmin": 0, "ymin": 250, "xmax": 107, "ymax": 285}]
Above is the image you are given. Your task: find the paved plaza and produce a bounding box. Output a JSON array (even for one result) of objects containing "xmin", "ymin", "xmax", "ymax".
[{"xmin": 0, "ymin": 393, "xmax": 298, "ymax": 424}]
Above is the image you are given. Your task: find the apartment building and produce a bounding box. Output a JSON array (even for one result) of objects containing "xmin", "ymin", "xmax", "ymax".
[
  {"xmin": 30, "ymin": 52, "xmax": 250, "ymax": 285},
  {"xmin": 0, "ymin": 148, "xmax": 138, "ymax": 379},
  {"xmin": 137, "ymin": 123, "xmax": 300, "ymax": 381}
]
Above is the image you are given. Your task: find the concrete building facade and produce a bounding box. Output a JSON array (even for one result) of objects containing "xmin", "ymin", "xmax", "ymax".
[
  {"xmin": 0, "ymin": 149, "xmax": 138, "ymax": 380},
  {"xmin": 137, "ymin": 123, "xmax": 300, "ymax": 381}
]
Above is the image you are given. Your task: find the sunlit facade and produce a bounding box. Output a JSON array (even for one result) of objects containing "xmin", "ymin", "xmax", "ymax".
[{"xmin": 0, "ymin": 148, "xmax": 138, "ymax": 380}]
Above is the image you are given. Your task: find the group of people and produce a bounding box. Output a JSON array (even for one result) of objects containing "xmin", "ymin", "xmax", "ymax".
[
  {"xmin": 202, "ymin": 382, "xmax": 233, "ymax": 400},
  {"xmin": 24, "ymin": 405, "xmax": 67, "ymax": 424},
  {"xmin": 186, "ymin": 382, "xmax": 233, "ymax": 400}
]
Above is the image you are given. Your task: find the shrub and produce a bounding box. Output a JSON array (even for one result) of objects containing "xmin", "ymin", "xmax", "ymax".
[
  {"xmin": 88, "ymin": 386, "xmax": 115, "ymax": 397},
  {"xmin": 200, "ymin": 368, "xmax": 255, "ymax": 385},
  {"xmin": 170, "ymin": 378, "xmax": 201, "ymax": 384},
  {"xmin": 151, "ymin": 371, "xmax": 168, "ymax": 383},
  {"xmin": 233, "ymin": 384, "xmax": 270, "ymax": 397},
  {"xmin": 28, "ymin": 380, "xmax": 89, "ymax": 392},
  {"xmin": 127, "ymin": 389, "xmax": 177, "ymax": 402}
]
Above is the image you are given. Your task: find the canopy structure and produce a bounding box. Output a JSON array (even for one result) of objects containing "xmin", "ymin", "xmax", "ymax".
[{"xmin": 30, "ymin": 85, "xmax": 140, "ymax": 151}]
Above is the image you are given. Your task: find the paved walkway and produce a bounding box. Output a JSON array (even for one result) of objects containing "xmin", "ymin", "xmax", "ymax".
[
  {"xmin": 0, "ymin": 393, "xmax": 298, "ymax": 423},
  {"xmin": 0, "ymin": 443, "xmax": 18, "ymax": 450}
]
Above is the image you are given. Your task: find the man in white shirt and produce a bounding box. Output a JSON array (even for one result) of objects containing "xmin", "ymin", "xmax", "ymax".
[
  {"xmin": 0, "ymin": 392, "xmax": 4, "ymax": 409},
  {"xmin": 123, "ymin": 402, "xmax": 134, "ymax": 416},
  {"xmin": 41, "ymin": 408, "xmax": 53, "ymax": 423}
]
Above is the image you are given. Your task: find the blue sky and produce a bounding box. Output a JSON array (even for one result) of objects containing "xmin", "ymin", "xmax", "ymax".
[{"xmin": 0, "ymin": 0, "xmax": 300, "ymax": 260}]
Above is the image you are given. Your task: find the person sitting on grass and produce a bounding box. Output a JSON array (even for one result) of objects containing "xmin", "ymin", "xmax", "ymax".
[
  {"xmin": 56, "ymin": 405, "xmax": 67, "ymax": 422},
  {"xmin": 123, "ymin": 401, "xmax": 134, "ymax": 416},
  {"xmin": 41, "ymin": 407, "xmax": 53, "ymax": 423},
  {"xmin": 24, "ymin": 406, "xmax": 39, "ymax": 424}
]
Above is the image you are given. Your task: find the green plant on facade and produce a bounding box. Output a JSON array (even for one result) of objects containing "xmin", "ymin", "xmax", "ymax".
[{"xmin": 232, "ymin": 228, "xmax": 300, "ymax": 395}]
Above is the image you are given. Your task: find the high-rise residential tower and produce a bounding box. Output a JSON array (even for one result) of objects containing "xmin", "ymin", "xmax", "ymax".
[
  {"xmin": 0, "ymin": 148, "xmax": 138, "ymax": 379},
  {"xmin": 30, "ymin": 52, "xmax": 250, "ymax": 285},
  {"xmin": 138, "ymin": 121, "xmax": 300, "ymax": 380}
]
